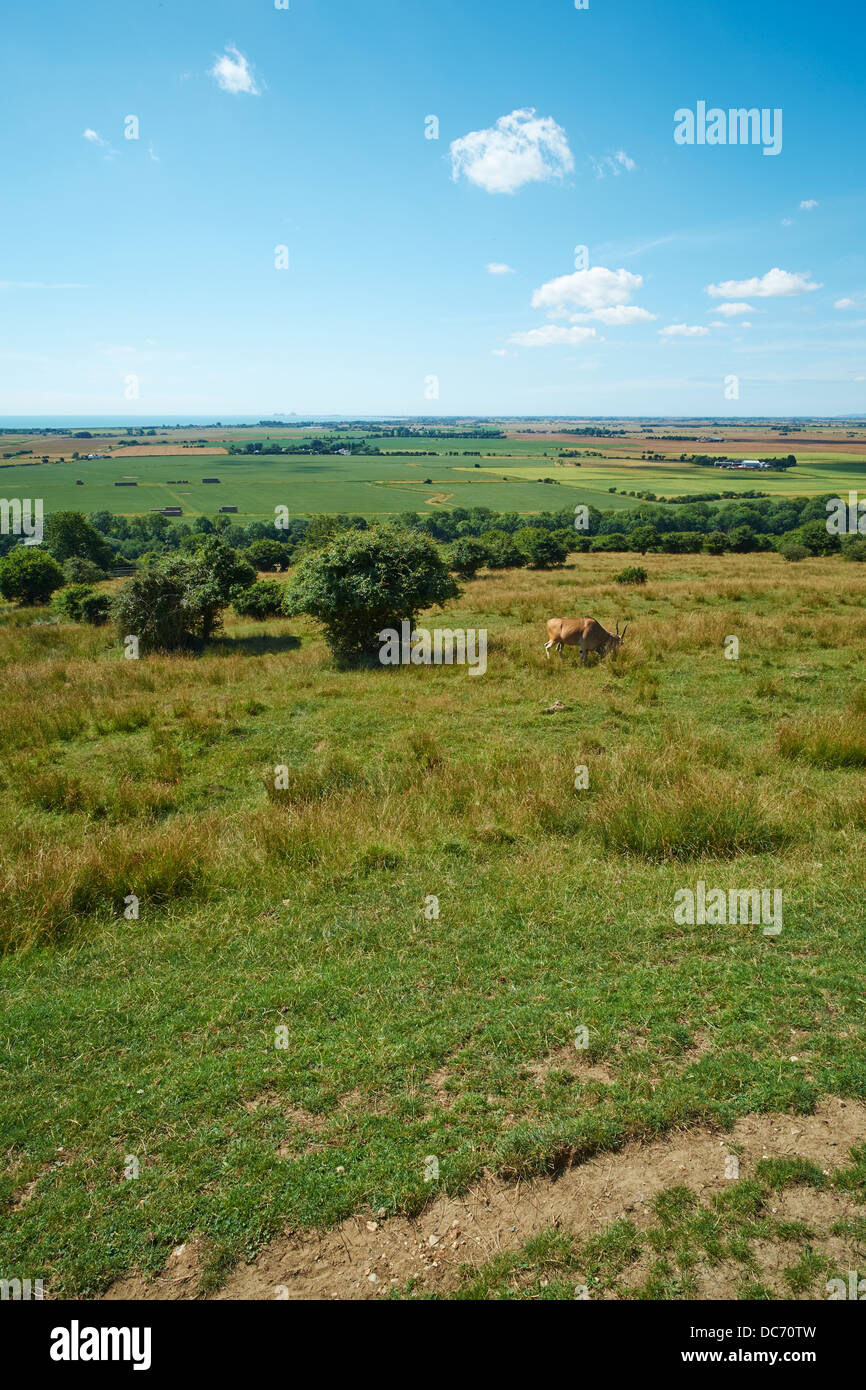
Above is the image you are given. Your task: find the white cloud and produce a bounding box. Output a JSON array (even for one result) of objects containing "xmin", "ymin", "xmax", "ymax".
[
  {"xmin": 740, "ymin": 321, "xmax": 752, "ymax": 328},
  {"xmin": 148, "ymin": 143, "xmax": 160, "ymax": 163},
  {"xmin": 209, "ymin": 45, "xmax": 260, "ymax": 96},
  {"xmin": 578, "ymin": 304, "xmax": 656, "ymax": 325},
  {"xmin": 82, "ymin": 128, "xmax": 107, "ymax": 145},
  {"xmin": 450, "ymin": 108, "xmax": 573, "ymax": 195},
  {"xmin": 531, "ymin": 266, "xmax": 643, "ymax": 315},
  {"xmin": 834, "ymin": 297, "xmax": 857, "ymax": 310},
  {"xmin": 590, "ymin": 150, "xmax": 637, "ymax": 178},
  {"xmin": 706, "ymin": 268, "xmax": 822, "ymax": 298},
  {"xmin": 800, "ymin": 199, "xmax": 819, "ymax": 210},
  {"xmin": 659, "ymin": 324, "xmax": 710, "ymax": 338},
  {"xmin": 508, "ymin": 325, "xmax": 597, "ymax": 347},
  {"xmin": 715, "ymin": 301, "xmax": 754, "ymax": 317},
  {"xmin": 486, "ymin": 262, "xmax": 515, "ymax": 275},
  {"xmin": 491, "ymin": 348, "xmax": 508, "ymax": 356},
  {"xmin": 781, "ymin": 218, "xmax": 793, "ymax": 226}
]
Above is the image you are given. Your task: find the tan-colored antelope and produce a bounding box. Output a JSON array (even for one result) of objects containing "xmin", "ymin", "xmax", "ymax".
[{"xmin": 545, "ymin": 616, "xmax": 628, "ymax": 662}]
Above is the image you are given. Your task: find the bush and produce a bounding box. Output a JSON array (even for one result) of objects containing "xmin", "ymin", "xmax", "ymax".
[
  {"xmin": 44, "ymin": 511, "xmax": 114, "ymax": 569},
  {"xmin": 446, "ymin": 536, "xmax": 488, "ymax": 578},
  {"xmin": 590, "ymin": 533, "xmax": 628, "ymax": 553},
  {"xmin": 480, "ymin": 530, "xmax": 524, "ymax": 569},
  {"xmin": 841, "ymin": 537, "xmax": 866, "ymax": 562},
  {"xmin": 515, "ymin": 527, "xmax": 569, "ymax": 569},
  {"xmin": 703, "ymin": 531, "xmax": 729, "ymax": 555},
  {"xmin": 777, "ymin": 540, "xmax": 809, "ymax": 563},
  {"xmin": 114, "ymin": 538, "xmax": 257, "ymax": 652},
  {"xmin": 0, "ymin": 547, "xmax": 65, "ymax": 605},
  {"xmin": 285, "ymin": 524, "xmax": 459, "ymax": 665},
  {"xmin": 80, "ymin": 591, "xmax": 111, "ymax": 624},
  {"xmin": 53, "ymin": 583, "xmax": 95, "ymax": 621},
  {"xmin": 62, "ymin": 555, "xmax": 109, "ymax": 584},
  {"xmin": 615, "ymin": 565, "xmax": 648, "ymax": 585},
  {"xmin": 232, "ymin": 579, "xmax": 285, "ymax": 619},
  {"xmin": 247, "ymin": 539, "xmax": 290, "ymax": 571}
]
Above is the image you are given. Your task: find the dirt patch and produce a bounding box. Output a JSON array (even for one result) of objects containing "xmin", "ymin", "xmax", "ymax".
[
  {"xmin": 104, "ymin": 1239, "xmax": 210, "ymax": 1302},
  {"xmin": 100, "ymin": 1095, "xmax": 865, "ymax": 1301},
  {"xmin": 523, "ymin": 1046, "xmax": 616, "ymax": 1087}
]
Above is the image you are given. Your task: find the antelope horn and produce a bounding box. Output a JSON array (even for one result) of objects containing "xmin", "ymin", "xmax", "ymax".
[
  {"xmin": 615, "ymin": 620, "xmax": 620, "ymax": 636},
  {"xmin": 621, "ymin": 623, "xmax": 629, "ymax": 639}
]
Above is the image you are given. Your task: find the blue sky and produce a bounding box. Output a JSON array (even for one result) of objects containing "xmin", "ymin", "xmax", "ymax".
[{"xmin": 1, "ymin": 0, "xmax": 864, "ymax": 418}]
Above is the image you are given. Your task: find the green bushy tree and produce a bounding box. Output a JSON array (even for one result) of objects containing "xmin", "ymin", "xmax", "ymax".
[
  {"xmin": 285, "ymin": 525, "xmax": 458, "ymax": 664},
  {"xmin": 0, "ymin": 547, "xmax": 65, "ymax": 605}
]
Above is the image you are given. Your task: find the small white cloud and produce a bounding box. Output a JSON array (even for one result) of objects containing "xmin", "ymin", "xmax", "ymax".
[
  {"xmin": 576, "ymin": 304, "xmax": 656, "ymax": 325},
  {"xmin": 799, "ymin": 199, "xmax": 818, "ymax": 210},
  {"xmin": 486, "ymin": 262, "xmax": 515, "ymax": 275},
  {"xmin": 781, "ymin": 218, "xmax": 793, "ymax": 226},
  {"xmin": 210, "ymin": 45, "xmax": 260, "ymax": 96},
  {"xmin": 706, "ymin": 268, "xmax": 821, "ymax": 298},
  {"xmin": 591, "ymin": 149, "xmax": 637, "ymax": 178},
  {"xmin": 834, "ymin": 297, "xmax": 857, "ymax": 309},
  {"xmin": 508, "ymin": 325, "xmax": 597, "ymax": 347},
  {"xmin": 715, "ymin": 301, "xmax": 754, "ymax": 317},
  {"xmin": 491, "ymin": 348, "xmax": 508, "ymax": 356},
  {"xmin": 148, "ymin": 143, "xmax": 160, "ymax": 163},
  {"xmin": 710, "ymin": 320, "xmax": 726, "ymax": 328},
  {"xmin": 659, "ymin": 324, "xmax": 710, "ymax": 337},
  {"xmin": 82, "ymin": 128, "xmax": 107, "ymax": 145},
  {"xmin": 740, "ymin": 321, "xmax": 752, "ymax": 328},
  {"xmin": 450, "ymin": 108, "xmax": 573, "ymax": 195},
  {"xmin": 532, "ymin": 266, "xmax": 643, "ymax": 315}
]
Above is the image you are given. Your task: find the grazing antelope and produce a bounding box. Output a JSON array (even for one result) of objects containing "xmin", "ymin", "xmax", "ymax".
[{"xmin": 545, "ymin": 616, "xmax": 628, "ymax": 662}]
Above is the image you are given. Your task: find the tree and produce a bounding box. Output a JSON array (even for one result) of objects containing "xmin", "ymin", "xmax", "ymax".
[
  {"xmin": 0, "ymin": 547, "xmax": 65, "ymax": 605},
  {"xmin": 285, "ymin": 525, "xmax": 458, "ymax": 665},
  {"xmin": 629, "ymin": 524, "xmax": 661, "ymax": 555},
  {"xmin": 515, "ymin": 527, "xmax": 569, "ymax": 568},
  {"xmin": 43, "ymin": 511, "xmax": 113, "ymax": 568},
  {"xmin": 53, "ymin": 583, "xmax": 110, "ymax": 623},
  {"xmin": 481, "ymin": 529, "xmax": 524, "ymax": 569},
  {"xmin": 446, "ymin": 536, "xmax": 487, "ymax": 578},
  {"xmin": 113, "ymin": 538, "xmax": 256, "ymax": 652},
  {"xmin": 232, "ymin": 580, "xmax": 285, "ymax": 619},
  {"xmin": 703, "ymin": 531, "xmax": 729, "ymax": 555},
  {"xmin": 247, "ymin": 539, "xmax": 289, "ymax": 571}
]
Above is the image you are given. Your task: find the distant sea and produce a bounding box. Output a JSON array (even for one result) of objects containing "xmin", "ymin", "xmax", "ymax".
[{"xmin": 0, "ymin": 416, "xmax": 313, "ymax": 428}]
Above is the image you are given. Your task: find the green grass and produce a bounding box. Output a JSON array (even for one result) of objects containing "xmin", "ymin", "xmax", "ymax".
[
  {"xmin": 3, "ymin": 432, "xmax": 866, "ymax": 518},
  {"xmin": 1, "ymin": 551, "xmax": 865, "ymax": 1296}
]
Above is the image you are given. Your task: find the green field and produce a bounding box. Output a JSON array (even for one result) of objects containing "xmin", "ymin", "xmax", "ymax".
[
  {"xmin": 1, "ymin": 551, "xmax": 865, "ymax": 1299},
  {"xmin": 3, "ymin": 439, "xmax": 866, "ymax": 521}
]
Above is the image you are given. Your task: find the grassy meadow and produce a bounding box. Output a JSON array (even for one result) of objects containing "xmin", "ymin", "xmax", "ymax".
[
  {"xmin": 1, "ymin": 550, "xmax": 866, "ymax": 1298},
  {"xmin": 3, "ymin": 424, "xmax": 866, "ymax": 521}
]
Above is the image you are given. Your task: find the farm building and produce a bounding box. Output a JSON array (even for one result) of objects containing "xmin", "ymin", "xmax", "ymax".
[
  {"xmin": 160, "ymin": 507, "xmax": 183, "ymax": 516},
  {"xmin": 219, "ymin": 506, "xmax": 238, "ymax": 513},
  {"xmin": 202, "ymin": 477, "xmax": 221, "ymax": 484},
  {"xmin": 114, "ymin": 480, "xmax": 137, "ymax": 486},
  {"xmin": 714, "ymin": 459, "xmax": 770, "ymax": 470}
]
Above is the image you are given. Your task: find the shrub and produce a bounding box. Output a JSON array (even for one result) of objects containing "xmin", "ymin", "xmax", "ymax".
[
  {"xmin": 247, "ymin": 539, "xmax": 290, "ymax": 571},
  {"xmin": 53, "ymin": 583, "xmax": 97, "ymax": 621},
  {"xmin": 480, "ymin": 530, "xmax": 525, "ymax": 569},
  {"xmin": 232, "ymin": 579, "xmax": 285, "ymax": 619},
  {"xmin": 615, "ymin": 565, "xmax": 648, "ymax": 585},
  {"xmin": 591, "ymin": 533, "xmax": 628, "ymax": 553},
  {"xmin": 0, "ymin": 547, "xmax": 65, "ymax": 605},
  {"xmin": 113, "ymin": 538, "xmax": 256, "ymax": 652},
  {"xmin": 79, "ymin": 591, "xmax": 111, "ymax": 625},
  {"xmin": 446, "ymin": 536, "xmax": 488, "ymax": 578},
  {"xmin": 777, "ymin": 540, "xmax": 809, "ymax": 563},
  {"xmin": 841, "ymin": 537, "xmax": 866, "ymax": 562},
  {"xmin": 62, "ymin": 555, "xmax": 109, "ymax": 584},
  {"xmin": 44, "ymin": 510, "xmax": 114, "ymax": 568},
  {"xmin": 703, "ymin": 531, "xmax": 729, "ymax": 555},
  {"xmin": 285, "ymin": 524, "xmax": 458, "ymax": 665},
  {"xmin": 515, "ymin": 527, "xmax": 569, "ymax": 569}
]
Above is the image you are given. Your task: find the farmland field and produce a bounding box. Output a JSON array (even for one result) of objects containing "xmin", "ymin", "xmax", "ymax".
[
  {"xmin": 3, "ymin": 422, "xmax": 866, "ymax": 520},
  {"xmin": 2, "ymin": 549, "xmax": 866, "ymax": 1300}
]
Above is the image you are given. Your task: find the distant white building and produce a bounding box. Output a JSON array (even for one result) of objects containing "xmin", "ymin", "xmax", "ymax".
[{"xmin": 714, "ymin": 458, "xmax": 769, "ymax": 470}]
